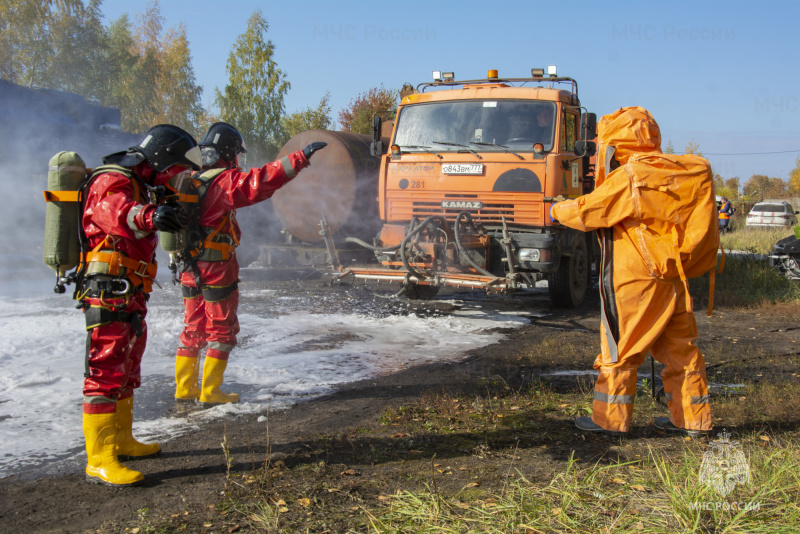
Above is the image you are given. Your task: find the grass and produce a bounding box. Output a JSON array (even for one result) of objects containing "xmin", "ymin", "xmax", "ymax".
[
  {"xmin": 690, "ymin": 256, "xmax": 800, "ymax": 307},
  {"xmin": 365, "ymin": 421, "xmax": 800, "ymax": 534},
  {"xmin": 719, "ymin": 226, "xmax": 795, "ymax": 255}
]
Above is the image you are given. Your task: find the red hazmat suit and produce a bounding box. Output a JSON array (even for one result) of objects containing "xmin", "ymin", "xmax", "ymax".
[
  {"xmin": 80, "ymin": 163, "xmax": 182, "ymax": 413},
  {"xmin": 551, "ymin": 107, "xmax": 714, "ymax": 433},
  {"xmin": 174, "ymin": 151, "xmax": 310, "ymax": 402}
]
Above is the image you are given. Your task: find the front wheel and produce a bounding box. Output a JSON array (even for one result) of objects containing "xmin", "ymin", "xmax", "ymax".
[
  {"xmin": 403, "ymin": 283, "xmax": 440, "ymax": 300},
  {"xmin": 548, "ymin": 237, "xmax": 589, "ymax": 308}
]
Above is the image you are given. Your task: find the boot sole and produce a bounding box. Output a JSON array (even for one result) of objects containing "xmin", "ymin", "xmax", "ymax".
[
  {"xmin": 654, "ymin": 418, "xmax": 707, "ymax": 438},
  {"xmin": 118, "ymin": 450, "xmax": 162, "ymax": 461},
  {"xmin": 85, "ymin": 473, "xmax": 144, "ymax": 486},
  {"xmin": 200, "ymin": 400, "xmax": 239, "ymax": 408}
]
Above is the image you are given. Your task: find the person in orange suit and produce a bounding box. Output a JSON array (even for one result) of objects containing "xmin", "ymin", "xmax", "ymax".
[{"xmin": 550, "ymin": 107, "xmax": 713, "ymax": 437}]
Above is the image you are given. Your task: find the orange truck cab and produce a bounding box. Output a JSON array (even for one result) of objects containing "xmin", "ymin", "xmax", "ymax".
[{"xmin": 333, "ymin": 68, "xmax": 598, "ymax": 307}]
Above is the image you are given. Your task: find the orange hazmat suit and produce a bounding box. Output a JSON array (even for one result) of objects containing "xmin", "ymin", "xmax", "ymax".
[{"xmin": 550, "ymin": 107, "xmax": 714, "ymax": 433}]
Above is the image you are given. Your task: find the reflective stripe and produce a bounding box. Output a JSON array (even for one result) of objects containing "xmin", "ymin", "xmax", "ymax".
[
  {"xmin": 50, "ymin": 165, "xmax": 86, "ymax": 173},
  {"xmin": 83, "ymin": 395, "xmax": 116, "ymax": 404},
  {"xmin": 665, "ymin": 392, "xmax": 673, "ymax": 402},
  {"xmin": 691, "ymin": 395, "xmax": 710, "ymax": 405},
  {"xmin": 598, "ymin": 228, "xmax": 619, "ymax": 363},
  {"xmin": 127, "ymin": 204, "xmax": 148, "ymax": 238},
  {"xmin": 594, "ymin": 391, "xmax": 635, "ymax": 405},
  {"xmin": 208, "ymin": 341, "xmax": 235, "ymax": 353},
  {"xmin": 280, "ymin": 156, "xmax": 296, "ymax": 179}
]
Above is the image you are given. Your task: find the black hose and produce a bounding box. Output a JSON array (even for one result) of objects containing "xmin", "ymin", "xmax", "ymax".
[
  {"xmin": 372, "ymin": 286, "xmax": 406, "ymax": 299},
  {"xmin": 454, "ymin": 211, "xmax": 496, "ymax": 278},
  {"xmin": 400, "ymin": 216, "xmax": 448, "ymax": 280}
]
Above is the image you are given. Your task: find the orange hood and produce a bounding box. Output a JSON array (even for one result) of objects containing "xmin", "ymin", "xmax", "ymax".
[{"xmin": 596, "ymin": 106, "xmax": 662, "ymax": 185}]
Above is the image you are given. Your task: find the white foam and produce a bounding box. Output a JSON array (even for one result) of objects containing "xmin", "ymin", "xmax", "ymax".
[{"xmin": 0, "ymin": 280, "xmax": 535, "ymax": 477}]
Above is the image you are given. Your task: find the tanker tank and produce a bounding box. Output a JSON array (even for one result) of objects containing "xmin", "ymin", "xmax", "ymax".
[{"xmin": 273, "ymin": 130, "xmax": 382, "ymax": 245}]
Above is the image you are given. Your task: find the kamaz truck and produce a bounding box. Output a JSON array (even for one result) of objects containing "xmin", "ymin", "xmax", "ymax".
[{"xmin": 329, "ymin": 67, "xmax": 599, "ymax": 307}]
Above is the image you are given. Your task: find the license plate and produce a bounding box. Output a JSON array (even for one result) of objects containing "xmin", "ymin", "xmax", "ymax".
[
  {"xmin": 442, "ymin": 200, "xmax": 483, "ymax": 210},
  {"xmin": 441, "ymin": 163, "xmax": 484, "ymax": 175}
]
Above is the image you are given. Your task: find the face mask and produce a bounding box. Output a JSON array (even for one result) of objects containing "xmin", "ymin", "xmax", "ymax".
[{"xmin": 155, "ymin": 165, "xmax": 192, "ymax": 187}]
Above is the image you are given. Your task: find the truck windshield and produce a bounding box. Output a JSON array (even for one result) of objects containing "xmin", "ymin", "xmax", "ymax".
[{"xmin": 394, "ymin": 100, "xmax": 556, "ymax": 153}]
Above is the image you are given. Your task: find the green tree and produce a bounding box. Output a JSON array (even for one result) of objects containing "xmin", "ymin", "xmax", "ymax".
[
  {"xmin": 684, "ymin": 139, "xmax": 703, "ymax": 157},
  {"xmin": 789, "ymin": 156, "xmax": 800, "ymax": 195},
  {"xmin": 281, "ymin": 92, "xmax": 333, "ymax": 142},
  {"xmin": 215, "ymin": 10, "xmax": 290, "ymax": 164},
  {"xmin": 117, "ymin": 1, "xmax": 202, "ymax": 134},
  {"xmin": 48, "ymin": 0, "xmax": 108, "ymax": 100},
  {"xmin": 744, "ymin": 174, "xmax": 789, "ymax": 200},
  {"xmin": 724, "ymin": 177, "xmax": 741, "ymax": 199},
  {"xmin": 664, "ymin": 140, "xmax": 675, "ymax": 154},
  {"xmin": 338, "ymin": 85, "xmax": 398, "ymax": 134},
  {"xmin": 0, "ymin": 0, "xmax": 83, "ymax": 86}
]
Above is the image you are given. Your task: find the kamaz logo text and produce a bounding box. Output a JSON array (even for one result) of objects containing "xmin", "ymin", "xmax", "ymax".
[{"xmin": 441, "ymin": 201, "xmax": 483, "ymax": 209}]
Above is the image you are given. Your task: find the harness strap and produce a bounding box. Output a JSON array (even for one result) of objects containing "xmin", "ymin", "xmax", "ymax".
[
  {"xmin": 193, "ymin": 211, "xmax": 239, "ymax": 261},
  {"xmin": 202, "ymin": 281, "xmax": 238, "ymax": 302},
  {"xmin": 84, "ymin": 306, "xmax": 143, "ymax": 336},
  {"xmin": 84, "ymin": 241, "xmax": 157, "ymax": 293},
  {"xmin": 181, "ymin": 284, "xmax": 202, "ymax": 299},
  {"xmin": 670, "ymin": 226, "xmax": 693, "ymax": 313}
]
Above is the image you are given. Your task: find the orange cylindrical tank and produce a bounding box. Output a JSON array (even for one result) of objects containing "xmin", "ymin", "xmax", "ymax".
[{"xmin": 274, "ymin": 130, "xmax": 382, "ymax": 244}]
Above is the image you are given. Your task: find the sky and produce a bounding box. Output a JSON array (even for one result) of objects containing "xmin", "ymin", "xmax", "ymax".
[{"xmin": 99, "ymin": 0, "xmax": 800, "ymax": 182}]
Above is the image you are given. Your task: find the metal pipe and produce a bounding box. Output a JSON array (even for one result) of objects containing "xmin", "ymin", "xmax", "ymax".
[{"xmin": 454, "ymin": 211, "xmax": 496, "ymax": 278}]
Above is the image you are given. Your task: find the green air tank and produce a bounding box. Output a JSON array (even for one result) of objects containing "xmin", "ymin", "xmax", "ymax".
[{"xmin": 43, "ymin": 151, "xmax": 86, "ymax": 275}]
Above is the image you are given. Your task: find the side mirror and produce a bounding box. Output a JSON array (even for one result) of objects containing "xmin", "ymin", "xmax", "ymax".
[
  {"xmin": 580, "ymin": 112, "xmax": 597, "ymax": 140},
  {"xmin": 574, "ymin": 140, "xmax": 596, "ymax": 157},
  {"xmin": 370, "ymin": 115, "xmax": 383, "ymax": 156}
]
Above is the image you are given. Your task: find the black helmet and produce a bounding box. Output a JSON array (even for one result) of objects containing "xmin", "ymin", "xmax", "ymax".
[
  {"xmin": 105, "ymin": 124, "xmax": 202, "ymax": 171},
  {"xmin": 200, "ymin": 122, "xmax": 247, "ymax": 166}
]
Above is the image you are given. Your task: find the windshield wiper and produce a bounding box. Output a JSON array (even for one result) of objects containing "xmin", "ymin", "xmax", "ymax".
[
  {"xmin": 431, "ymin": 140, "xmax": 483, "ymax": 159},
  {"xmin": 470, "ymin": 141, "xmax": 524, "ymax": 160},
  {"xmin": 396, "ymin": 145, "xmax": 443, "ymax": 159}
]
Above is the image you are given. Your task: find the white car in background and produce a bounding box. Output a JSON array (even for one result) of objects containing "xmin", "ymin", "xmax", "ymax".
[{"xmin": 746, "ymin": 201, "xmax": 799, "ymax": 228}]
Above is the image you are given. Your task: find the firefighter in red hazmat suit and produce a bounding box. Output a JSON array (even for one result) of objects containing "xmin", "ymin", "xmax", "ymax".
[
  {"xmin": 80, "ymin": 124, "xmax": 201, "ymax": 485},
  {"xmin": 550, "ymin": 107, "xmax": 714, "ymax": 437},
  {"xmin": 172, "ymin": 122, "xmax": 326, "ymax": 404}
]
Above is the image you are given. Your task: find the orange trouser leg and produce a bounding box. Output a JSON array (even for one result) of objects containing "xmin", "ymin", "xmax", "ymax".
[
  {"xmin": 650, "ymin": 284, "xmax": 712, "ymax": 431},
  {"xmin": 592, "ymin": 272, "xmax": 678, "ymax": 433},
  {"xmin": 592, "ymin": 361, "xmax": 638, "ymax": 432}
]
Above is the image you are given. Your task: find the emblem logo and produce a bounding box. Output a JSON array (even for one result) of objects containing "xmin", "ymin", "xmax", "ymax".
[
  {"xmin": 441, "ymin": 200, "xmax": 482, "ymax": 210},
  {"xmin": 698, "ymin": 430, "xmax": 751, "ymax": 497}
]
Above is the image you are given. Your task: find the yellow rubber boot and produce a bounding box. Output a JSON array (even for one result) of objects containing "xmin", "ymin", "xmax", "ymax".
[
  {"xmin": 116, "ymin": 396, "xmax": 161, "ymax": 459},
  {"xmin": 83, "ymin": 411, "xmax": 144, "ymax": 486},
  {"xmin": 175, "ymin": 355, "xmax": 201, "ymax": 401},
  {"xmin": 199, "ymin": 356, "xmax": 240, "ymax": 405}
]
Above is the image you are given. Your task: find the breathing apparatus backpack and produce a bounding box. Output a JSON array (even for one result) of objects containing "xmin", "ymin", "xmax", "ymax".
[
  {"xmin": 623, "ymin": 152, "xmax": 723, "ymax": 314},
  {"xmin": 42, "ymin": 151, "xmax": 155, "ymax": 296},
  {"xmin": 159, "ymin": 167, "xmax": 236, "ymax": 284},
  {"xmin": 43, "ymin": 151, "xmax": 86, "ymax": 278}
]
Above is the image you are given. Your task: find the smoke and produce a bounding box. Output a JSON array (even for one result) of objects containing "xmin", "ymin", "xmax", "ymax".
[{"xmin": 0, "ymin": 80, "xmax": 139, "ymax": 283}]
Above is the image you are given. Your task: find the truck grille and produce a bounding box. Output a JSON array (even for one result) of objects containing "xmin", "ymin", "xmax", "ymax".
[{"xmin": 387, "ymin": 192, "xmax": 544, "ymax": 226}]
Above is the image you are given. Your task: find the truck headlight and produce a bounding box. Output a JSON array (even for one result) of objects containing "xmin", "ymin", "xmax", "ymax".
[{"xmin": 518, "ymin": 248, "xmax": 541, "ymax": 262}]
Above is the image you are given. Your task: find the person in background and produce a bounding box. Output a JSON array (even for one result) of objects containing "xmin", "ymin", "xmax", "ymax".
[
  {"xmin": 172, "ymin": 122, "xmax": 326, "ymax": 405},
  {"xmin": 718, "ymin": 196, "xmax": 733, "ymax": 233},
  {"xmin": 80, "ymin": 124, "xmax": 200, "ymax": 485}
]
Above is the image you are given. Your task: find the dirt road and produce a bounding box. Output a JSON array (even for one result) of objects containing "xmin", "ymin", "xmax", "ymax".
[{"xmin": 1, "ymin": 278, "xmax": 799, "ymax": 533}]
